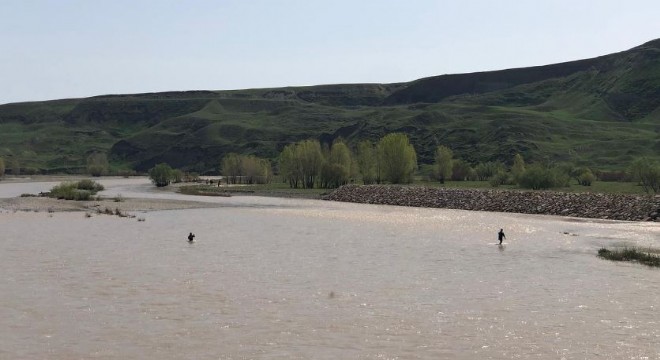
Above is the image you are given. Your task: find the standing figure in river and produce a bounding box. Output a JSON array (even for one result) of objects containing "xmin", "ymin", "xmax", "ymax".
[
  {"xmin": 498, "ymin": 229, "xmax": 506, "ymax": 245},
  {"xmin": 188, "ymin": 232, "xmax": 195, "ymax": 242}
]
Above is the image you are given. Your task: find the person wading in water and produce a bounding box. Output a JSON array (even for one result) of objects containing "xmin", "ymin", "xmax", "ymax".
[
  {"xmin": 498, "ymin": 229, "xmax": 506, "ymax": 245},
  {"xmin": 188, "ymin": 232, "xmax": 195, "ymax": 242}
]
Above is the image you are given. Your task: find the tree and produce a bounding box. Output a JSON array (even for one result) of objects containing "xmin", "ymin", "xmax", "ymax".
[
  {"xmin": 320, "ymin": 140, "xmax": 352, "ymax": 188},
  {"xmin": 0, "ymin": 157, "xmax": 4, "ymax": 177},
  {"xmin": 298, "ymin": 139, "xmax": 324, "ymax": 188},
  {"xmin": 511, "ymin": 154, "xmax": 525, "ymax": 182},
  {"xmin": 434, "ymin": 145, "xmax": 453, "ymax": 184},
  {"xmin": 450, "ymin": 159, "xmax": 473, "ymax": 181},
  {"xmin": 356, "ymin": 140, "xmax": 377, "ymax": 184},
  {"xmin": 629, "ymin": 157, "xmax": 660, "ymax": 193},
  {"xmin": 86, "ymin": 152, "xmax": 109, "ymax": 177},
  {"xmin": 278, "ymin": 140, "xmax": 323, "ymax": 189},
  {"xmin": 256, "ymin": 157, "xmax": 272, "ymax": 184},
  {"xmin": 221, "ymin": 153, "xmax": 242, "ymax": 184},
  {"xmin": 149, "ymin": 163, "xmax": 174, "ymax": 187},
  {"xmin": 475, "ymin": 161, "xmax": 504, "ymax": 181},
  {"xmin": 377, "ymin": 133, "xmax": 417, "ymax": 184},
  {"xmin": 221, "ymin": 153, "xmax": 272, "ymax": 185},
  {"xmin": 279, "ymin": 144, "xmax": 301, "ymax": 188},
  {"xmin": 241, "ymin": 155, "xmax": 272, "ymax": 184}
]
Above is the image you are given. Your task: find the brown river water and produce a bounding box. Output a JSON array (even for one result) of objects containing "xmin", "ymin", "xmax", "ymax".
[{"xmin": 1, "ymin": 178, "xmax": 659, "ymax": 359}]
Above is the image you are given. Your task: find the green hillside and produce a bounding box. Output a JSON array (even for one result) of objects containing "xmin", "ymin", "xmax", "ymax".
[{"xmin": 1, "ymin": 39, "xmax": 658, "ymax": 174}]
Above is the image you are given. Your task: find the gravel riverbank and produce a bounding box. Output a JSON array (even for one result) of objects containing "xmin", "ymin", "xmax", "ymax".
[
  {"xmin": 324, "ymin": 185, "xmax": 660, "ymax": 221},
  {"xmin": 0, "ymin": 196, "xmax": 222, "ymax": 214}
]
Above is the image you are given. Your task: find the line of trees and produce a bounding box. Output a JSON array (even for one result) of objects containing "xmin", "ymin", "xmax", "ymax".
[
  {"xmin": 140, "ymin": 133, "xmax": 660, "ymax": 194},
  {"xmin": 275, "ymin": 134, "xmax": 660, "ymax": 193},
  {"xmin": 221, "ymin": 153, "xmax": 272, "ymax": 184},
  {"xmin": 279, "ymin": 133, "xmax": 418, "ymax": 189},
  {"xmin": 428, "ymin": 148, "xmax": 659, "ymax": 193}
]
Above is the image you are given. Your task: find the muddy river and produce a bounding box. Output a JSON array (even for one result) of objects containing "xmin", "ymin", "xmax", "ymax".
[{"xmin": 1, "ymin": 178, "xmax": 659, "ymax": 359}]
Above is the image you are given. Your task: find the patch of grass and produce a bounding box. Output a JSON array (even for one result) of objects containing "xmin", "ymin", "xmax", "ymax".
[
  {"xmin": 598, "ymin": 247, "xmax": 660, "ymax": 267},
  {"xmin": 178, "ymin": 186, "xmax": 231, "ymax": 197},
  {"xmin": 95, "ymin": 206, "xmax": 135, "ymax": 219},
  {"xmin": 178, "ymin": 181, "xmax": 328, "ymax": 199}
]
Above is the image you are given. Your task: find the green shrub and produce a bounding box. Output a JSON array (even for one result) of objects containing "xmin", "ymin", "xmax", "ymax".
[
  {"xmin": 149, "ymin": 163, "xmax": 174, "ymax": 187},
  {"xmin": 518, "ymin": 165, "xmax": 569, "ymax": 190},
  {"xmin": 48, "ymin": 180, "xmax": 104, "ymax": 200},
  {"xmin": 76, "ymin": 179, "xmax": 104, "ymax": 192},
  {"xmin": 74, "ymin": 190, "xmax": 92, "ymax": 201},
  {"xmin": 578, "ymin": 169, "xmax": 596, "ymax": 186},
  {"xmin": 49, "ymin": 182, "xmax": 78, "ymax": 200},
  {"xmin": 475, "ymin": 161, "xmax": 504, "ymax": 181},
  {"xmin": 489, "ymin": 172, "xmax": 510, "ymax": 187},
  {"xmin": 172, "ymin": 169, "xmax": 184, "ymax": 183}
]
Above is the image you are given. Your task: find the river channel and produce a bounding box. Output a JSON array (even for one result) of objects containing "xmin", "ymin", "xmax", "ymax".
[{"xmin": 1, "ymin": 178, "xmax": 659, "ymax": 359}]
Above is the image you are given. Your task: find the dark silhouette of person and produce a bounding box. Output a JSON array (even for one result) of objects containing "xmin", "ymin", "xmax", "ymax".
[
  {"xmin": 498, "ymin": 229, "xmax": 506, "ymax": 245},
  {"xmin": 188, "ymin": 232, "xmax": 195, "ymax": 242}
]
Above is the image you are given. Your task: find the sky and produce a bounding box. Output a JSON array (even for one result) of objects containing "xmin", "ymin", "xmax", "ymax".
[{"xmin": 1, "ymin": 0, "xmax": 659, "ymax": 105}]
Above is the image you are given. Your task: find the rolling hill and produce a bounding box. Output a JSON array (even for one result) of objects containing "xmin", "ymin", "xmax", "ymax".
[{"xmin": 1, "ymin": 39, "xmax": 658, "ymax": 174}]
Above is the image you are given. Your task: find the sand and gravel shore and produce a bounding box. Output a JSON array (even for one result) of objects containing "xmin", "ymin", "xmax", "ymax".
[
  {"xmin": 0, "ymin": 176, "xmax": 226, "ymax": 214},
  {"xmin": 3, "ymin": 176, "xmax": 660, "ymax": 222},
  {"xmin": 0, "ymin": 196, "xmax": 223, "ymax": 214}
]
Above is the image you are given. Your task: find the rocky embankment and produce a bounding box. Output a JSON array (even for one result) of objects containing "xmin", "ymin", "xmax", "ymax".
[{"xmin": 324, "ymin": 185, "xmax": 660, "ymax": 221}]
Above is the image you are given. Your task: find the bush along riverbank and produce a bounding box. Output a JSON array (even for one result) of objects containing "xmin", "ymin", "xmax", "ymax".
[{"xmin": 324, "ymin": 185, "xmax": 660, "ymax": 221}]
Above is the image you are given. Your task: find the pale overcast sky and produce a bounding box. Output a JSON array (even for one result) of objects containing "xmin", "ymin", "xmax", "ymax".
[{"xmin": 1, "ymin": 0, "xmax": 659, "ymax": 104}]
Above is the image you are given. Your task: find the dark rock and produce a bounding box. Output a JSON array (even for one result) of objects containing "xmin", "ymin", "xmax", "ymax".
[{"xmin": 323, "ymin": 185, "xmax": 660, "ymax": 222}]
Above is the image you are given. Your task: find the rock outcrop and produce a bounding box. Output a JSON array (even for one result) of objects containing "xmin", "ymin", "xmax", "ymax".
[{"xmin": 324, "ymin": 185, "xmax": 660, "ymax": 221}]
